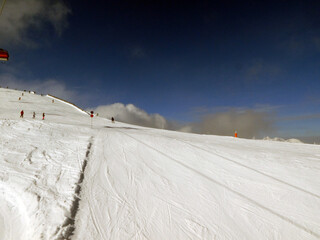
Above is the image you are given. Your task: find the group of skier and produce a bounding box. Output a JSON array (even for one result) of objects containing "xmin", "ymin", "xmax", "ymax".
[
  {"xmin": 20, "ymin": 110, "xmax": 115, "ymax": 123},
  {"xmin": 20, "ymin": 110, "xmax": 45, "ymax": 120},
  {"xmin": 18, "ymin": 96, "xmax": 115, "ymax": 124},
  {"xmin": 18, "ymin": 91, "xmax": 51, "ymax": 120}
]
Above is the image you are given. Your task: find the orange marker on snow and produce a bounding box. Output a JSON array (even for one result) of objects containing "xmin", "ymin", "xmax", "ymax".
[{"xmin": 234, "ymin": 131, "xmax": 238, "ymax": 138}]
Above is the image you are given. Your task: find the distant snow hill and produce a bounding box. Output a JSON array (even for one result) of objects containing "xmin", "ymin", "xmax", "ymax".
[{"xmin": 0, "ymin": 87, "xmax": 320, "ymax": 240}]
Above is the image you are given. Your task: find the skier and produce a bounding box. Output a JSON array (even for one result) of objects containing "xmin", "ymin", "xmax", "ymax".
[
  {"xmin": 20, "ymin": 110, "xmax": 24, "ymax": 118},
  {"xmin": 52, "ymin": 99, "xmax": 54, "ymax": 103},
  {"xmin": 111, "ymin": 117, "xmax": 115, "ymax": 123},
  {"xmin": 42, "ymin": 113, "xmax": 45, "ymax": 120},
  {"xmin": 33, "ymin": 112, "xmax": 36, "ymax": 119}
]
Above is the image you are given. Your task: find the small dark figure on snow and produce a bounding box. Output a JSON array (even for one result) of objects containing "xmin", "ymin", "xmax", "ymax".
[
  {"xmin": 111, "ymin": 117, "xmax": 115, "ymax": 123},
  {"xmin": 52, "ymin": 99, "xmax": 54, "ymax": 103},
  {"xmin": 33, "ymin": 112, "xmax": 36, "ymax": 119},
  {"xmin": 20, "ymin": 110, "xmax": 24, "ymax": 118},
  {"xmin": 42, "ymin": 113, "xmax": 45, "ymax": 120},
  {"xmin": 18, "ymin": 97, "xmax": 21, "ymax": 100}
]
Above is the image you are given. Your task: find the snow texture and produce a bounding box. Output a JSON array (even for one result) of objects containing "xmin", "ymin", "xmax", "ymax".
[{"xmin": 0, "ymin": 88, "xmax": 319, "ymax": 240}]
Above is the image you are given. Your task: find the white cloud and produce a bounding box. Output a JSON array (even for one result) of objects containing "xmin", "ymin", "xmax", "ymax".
[
  {"xmin": 0, "ymin": 73, "xmax": 76, "ymax": 100},
  {"xmin": 94, "ymin": 103, "xmax": 168, "ymax": 129},
  {"xmin": 0, "ymin": 0, "xmax": 70, "ymax": 46}
]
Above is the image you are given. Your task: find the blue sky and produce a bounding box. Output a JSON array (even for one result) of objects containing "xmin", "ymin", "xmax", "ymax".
[{"xmin": 0, "ymin": 0, "xmax": 320, "ymax": 140}]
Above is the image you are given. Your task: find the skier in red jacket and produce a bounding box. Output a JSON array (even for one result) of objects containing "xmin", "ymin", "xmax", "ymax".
[{"xmin": 20, "ymin": 110, "xmax": 24, "ymax": 118}]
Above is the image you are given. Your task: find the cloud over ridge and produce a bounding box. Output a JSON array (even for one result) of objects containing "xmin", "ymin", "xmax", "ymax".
[
  {"xmin": 95, "ymin": 103, "xmax": 168, "ymax": 129},
  {"xmin": 191, "ymin": 109, "xmax": 275, "ymax": 138},
  {"xmin": 0, "ymin": 73, "xmax": 76, "ymax": 100},
  {"xmin": 94, "ymin": 103, "xmax": 275, "ymax": 138}
]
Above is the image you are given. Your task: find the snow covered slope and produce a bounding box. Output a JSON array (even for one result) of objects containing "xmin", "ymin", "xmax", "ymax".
[
  {"xmin": 0, "ymin": 88, "xmax": 320, "ymax": 240},
  {"xmin": 0, "ymin": 88, "xmax": 92, "ymax": 239}
]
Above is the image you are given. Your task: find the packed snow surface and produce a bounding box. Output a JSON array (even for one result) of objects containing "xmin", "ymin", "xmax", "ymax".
[{"xmin": 0, "ymin": 88, "xmax": 320, "ymax": 240}]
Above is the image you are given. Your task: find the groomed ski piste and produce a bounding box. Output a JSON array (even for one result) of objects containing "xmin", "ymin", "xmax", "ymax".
[{"xmin": 0, "ymin": 88, "xmax": 319, "ymax": 240}]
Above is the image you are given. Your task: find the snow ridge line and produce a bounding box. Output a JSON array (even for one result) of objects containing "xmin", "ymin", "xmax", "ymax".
[
  {"xmin": 46, "ymin": 94, "xmax": 88, "ymax": 115},
  {"xmin": 57, "ymin": 136, "xmax": 94, "ymax": 240},
  {"xmin": 117, "ymin": 130, "xmax": 320, "ymax": 239}
]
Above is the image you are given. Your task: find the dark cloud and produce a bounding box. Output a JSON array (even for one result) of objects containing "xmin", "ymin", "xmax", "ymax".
[
  {"xmin": 186, "ymin": 109, "xmax": 275, "ymax": 138},
  {"xmin": 285, "ymin": 37, "xmax": 306, "ymax": 56},
  {"xmin": 244, "ymin": 59, "xmax": 282, "ymax": 83},
  {"xmin": 0, "ymin": 0, "xmax": 70, "ymax": 46},
  {"xmin": 296, "ymin": 136, "xmax": 320, "ymax": 145},
  {"xmin": 279, "ymin": 34, "xmax": 320, "ymax": 56},
  {"xmin": 279, "ymin": 113, "xmax": 320, "ymax": 122},
  {"xmin": 313, "ymin": 37, "xmax": 320, "ymax": 52},
  {"xmin": 130, "ymin": 46, "xmax": 146, "ymax": 59}
]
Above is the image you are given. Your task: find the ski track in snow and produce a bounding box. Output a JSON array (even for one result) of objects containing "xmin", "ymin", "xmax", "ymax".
[
  {"xmin": 57, "ymin": 136, "xmax": 94, "ymax": 239},
  {"xmin": 72, "ymin": 126, "xmax": 320, "ymax": 240},
  {"xmin": 172, "ymin": 137, "xmax": 320, "ymax": 200},
  {"xmin": 117, "ymin": 130, "xmax": 320, "ymax": 239},
  {"xmin": 1, "ymin": 88, "xmax": 320, "ymax": 240}
]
